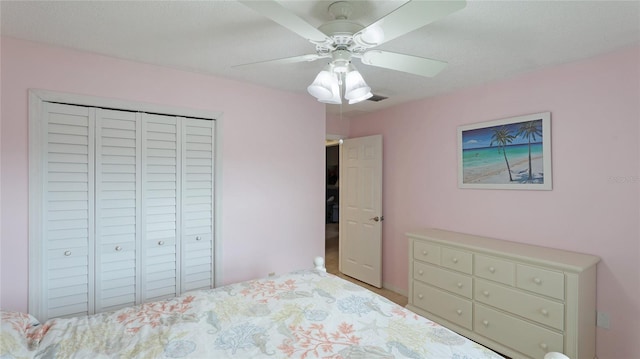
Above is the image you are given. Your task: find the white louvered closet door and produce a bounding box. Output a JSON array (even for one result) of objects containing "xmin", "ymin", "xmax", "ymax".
[
  {"xmin": 95, "ymin": 109, "xmax": 142, "ymax": 313},
  {"xmin": 42, "ymin": 103, "xmax": 95, "ymax": 319},
  {"xmin": 31, "ymin": 102, "xmax": 215, "ymax": 321},
  {"xmin": 141, "ymin": 114, "xmax": 181, "ymax": 302},
  {"xmin": 181, "ymin": 119, "xmax": 215, "ymax": 292}
]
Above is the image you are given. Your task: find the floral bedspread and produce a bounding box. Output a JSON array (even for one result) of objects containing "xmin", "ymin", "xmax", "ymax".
[{"xmin": 1, "ymin": 270, "xmax": 503, "ymax": 359}]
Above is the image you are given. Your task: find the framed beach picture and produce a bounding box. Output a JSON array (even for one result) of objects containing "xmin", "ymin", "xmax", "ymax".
[{"xmin": 458, "ymin": 112, "xmax": 552, "ymax": 190}]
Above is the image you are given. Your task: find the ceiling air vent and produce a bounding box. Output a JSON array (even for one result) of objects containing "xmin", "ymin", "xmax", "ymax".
[{"xmin": 367, "ymin": 94, "xmax": 388, "ymax": 102}]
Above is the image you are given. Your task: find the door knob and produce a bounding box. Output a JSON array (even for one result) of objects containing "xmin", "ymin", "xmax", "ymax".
[{"xmin": 370, "ymin": 216, "xmax": 384, "ymax": 222}]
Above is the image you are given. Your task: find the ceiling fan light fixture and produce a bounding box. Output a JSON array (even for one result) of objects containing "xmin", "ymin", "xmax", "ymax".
[
  {"xmin": 332, "ymin": 59, "xmax": 349, "ymax": 74},
  {"xmin": 331, "ymin": 50, "xmax": 352, "ymax": 73},
  {"xmin": 307, "ymin": 66, "xmax": 337, "ymax": 100},
  {"xmin": 344, "ymin": 66, "xmax": 371, "ymax": 100}
]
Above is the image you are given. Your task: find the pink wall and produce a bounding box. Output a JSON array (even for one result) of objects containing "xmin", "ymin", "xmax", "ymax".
[
  {"xmin": 349, "ymin": 45, "xmax": 640, "ymax": 359},
  {"xmin": 0, "ymin": 38, "xmax": 326, "ymax": 312},
  {"xmin": 326, "ymin": 113, "xmax": 350, "ymax": 138}
]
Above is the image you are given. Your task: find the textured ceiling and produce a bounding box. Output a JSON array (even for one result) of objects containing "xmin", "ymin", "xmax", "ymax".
[{"xmin": 2, "ymin": 0, "xmax": 639, "ymax": 118}]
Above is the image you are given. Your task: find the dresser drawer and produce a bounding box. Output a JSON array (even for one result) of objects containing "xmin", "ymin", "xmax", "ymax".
[
  {"xmin": 413, "ymin": 240, "xmax": 440, "ymax": 265},
  {"xmin": 475, "ymin": 255, "xmax": 515, "ymax": 286},
  {"xmin": 414, "ymin": 262, "xmax": 472, "ymax": 299},
  {"xmin": 441, "ymin": 247, "xmax": 472, "ymax": 274},
  {"xmin": 475, "ymin": 279, "xmax": 564, "ymax": 330},
  {"xmin": 474, "ymin": 304, "xmax": 563, "ymax": 359},
  {"xmin": 517, "ymin": 264, "xmax": 565, "ymax": 300},
  {"xmin": 413, "ymin": 281, "xmax": 472, "ymax": 330}
]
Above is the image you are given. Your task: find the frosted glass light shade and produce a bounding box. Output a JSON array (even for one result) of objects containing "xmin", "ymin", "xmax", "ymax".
[
  {"xmin": 319, "ymin": 73, "xmax": 341, "ymax": 104},
  {"xmin": 307, "ymin": 69, "xmax": 336, "ymax": 100},
  {"xmin": 344, "ymin": 69, "xmax": 371, "ymax": 100},
  {"xmin": 348, "ymin": 91, "xmax": 373, "ymax": 104}
]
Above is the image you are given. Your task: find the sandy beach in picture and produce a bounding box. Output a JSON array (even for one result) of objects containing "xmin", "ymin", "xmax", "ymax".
[{"xmin": 464, "ymin": 155, "xmax": 544, "ymax": 184}]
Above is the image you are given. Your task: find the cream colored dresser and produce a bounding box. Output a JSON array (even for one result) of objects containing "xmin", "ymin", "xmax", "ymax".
[{"xmin": 406, "ymin": 228, "xmax": 600, "ymax": 359}]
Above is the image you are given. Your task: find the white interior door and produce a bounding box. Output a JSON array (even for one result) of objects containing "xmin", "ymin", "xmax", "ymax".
[{"xmin": 339, "ymin": 135, "xmax": 383, "ymax": 288}]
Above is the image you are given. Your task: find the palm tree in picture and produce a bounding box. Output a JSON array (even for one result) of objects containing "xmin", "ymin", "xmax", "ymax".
[
  {"xmin": 516, "ymin": 120, "xmax": 543, "ymax": 180},
  {"xmin": 490, "ymin": 126, "xmax": 516, "ymax": 181}
]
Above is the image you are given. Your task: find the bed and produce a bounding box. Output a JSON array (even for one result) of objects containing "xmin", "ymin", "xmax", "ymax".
[{"xmin": 2, "ymin": 266, "xmax": 505, "ymax": 359}]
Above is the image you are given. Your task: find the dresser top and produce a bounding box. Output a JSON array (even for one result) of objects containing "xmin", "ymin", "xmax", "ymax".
[{"xmin": 407, "ymin": 228, "xmax": 600, "ymax": 273}]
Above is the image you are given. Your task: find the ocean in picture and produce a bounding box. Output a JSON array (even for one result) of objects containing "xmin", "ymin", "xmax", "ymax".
[{"xmin": 461, "ymin": 120, "xmax": 545, "ymax": 184}]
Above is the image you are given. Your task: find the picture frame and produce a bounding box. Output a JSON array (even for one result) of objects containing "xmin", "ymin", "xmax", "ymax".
[{"xmin": 458, "ymin": 112, "xmax": 552, "ymax": 190}]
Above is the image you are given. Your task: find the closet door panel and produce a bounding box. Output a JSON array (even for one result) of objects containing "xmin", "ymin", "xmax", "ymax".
[
  {"xmin": 142, "ymin": 114, "xmax": 181, "ymax": 302},
  {"xmin": 95, "ymin": 109, "xmax": 141, "ymax": 313},
  {"xmin": 181, "ymin": 119, "xmax": 214, "ymax": 292},
  {"xmin": 43, "ymin": 103, "xmax": 95, "ymax": 319}
]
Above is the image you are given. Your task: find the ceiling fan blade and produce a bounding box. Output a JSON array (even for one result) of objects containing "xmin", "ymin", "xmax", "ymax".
[
  {"xmin": 354, "ymin": 0, "xmax": 466, "ymax": 47},
  {"xmin": 232, "ymin": 54, "xmax": 327, "ymax": 68},
  {"xmin": 359, "ymin": 50, "xmax": 448, "ymax": 77},
  {"xmin": 238, "ymin": 0, "xmax": 331, "ymax": 44}
]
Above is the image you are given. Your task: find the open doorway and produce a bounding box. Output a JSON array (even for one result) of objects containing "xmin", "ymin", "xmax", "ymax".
[{"xmin": 325, "ymin": 140, "xmax": 340, "ymax": 275}]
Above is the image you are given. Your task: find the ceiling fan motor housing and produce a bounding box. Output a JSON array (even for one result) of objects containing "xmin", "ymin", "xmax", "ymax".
[
  {"xmin": 315, "ymin": 1, "xmax": 368, "ymax": 57},
  {"xmin": 317, "ymin": 20, "xmax": 364, "ymax": 49}
]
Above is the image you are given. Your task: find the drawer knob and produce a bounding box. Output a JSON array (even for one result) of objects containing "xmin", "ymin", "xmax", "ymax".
[
  {"xmin": 540, "ymin": 343, "xmax": 548, "ymax": 350},
  {"xmin": 456, "ymin": 282, "xmax": 463, "ymax": 288},
  {"xmin": 533, "ymin": 277, "xmax": 543, "ymax": 285},
  {"xmin": 482, "ymin": 320, "xmax": 489, "ymax": 327},
  {"xmin": 158, "ymin": 240, "xmax": 165, "ymax": 246},
  {"xmin": 115, "ymin": 246, "xmax": 122, "ymax": 251},
  {"xmin": 196, "ymin": 236, "xmax": 202, "ymax": 241},
  {"xmin": 456, "ymin": 309, "xmax": 462, "ymax": 315},
  {"xmin": 540, "ymin": 309, "xmax": 549, "ymax": 316},
  {"xmin": 422, "ymin": 250, "xmax": 428, "ymax": 256},
  {"xmin": 489, "ymin": 266, "xmax": 496, "ymax": 273},
  {"xmin": 418, "ymin": 270, "xmax": 424, "ymax": 275},
  {"xmin": 64, "ymin": 250, "xmax": 72, "ymax": 256},
  {"xmin": 482, "ymin": 290, "xmax": 490, "ymax": 297},
  {"xmin": 452, "ymin": 257, "xmax": 459, "ymax": 263},
  {"xmin": 418, "ymin": 294, "xmax": 424, "ymax": 299}
]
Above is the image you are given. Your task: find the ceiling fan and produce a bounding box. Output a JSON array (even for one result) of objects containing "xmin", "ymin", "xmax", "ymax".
[{"xmin": 238, "ymin": 0, "xmax": 466, "ymax": 104}]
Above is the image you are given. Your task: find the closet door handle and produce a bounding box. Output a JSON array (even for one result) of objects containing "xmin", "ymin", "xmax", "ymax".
[
  {"xmin": 158, "ymin": 240, "xmax": 165, "ymax": 246},
  {"xmin": 64, "ymin": 250, "xmax": 72, "ymax": 256},
  {"xmin": 195, "ymin": 236, "xmax": 202, "ymax": 241},
  {"xmin": 115, "ymin": 246, "xmax": 122, "ymax": 251}
]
